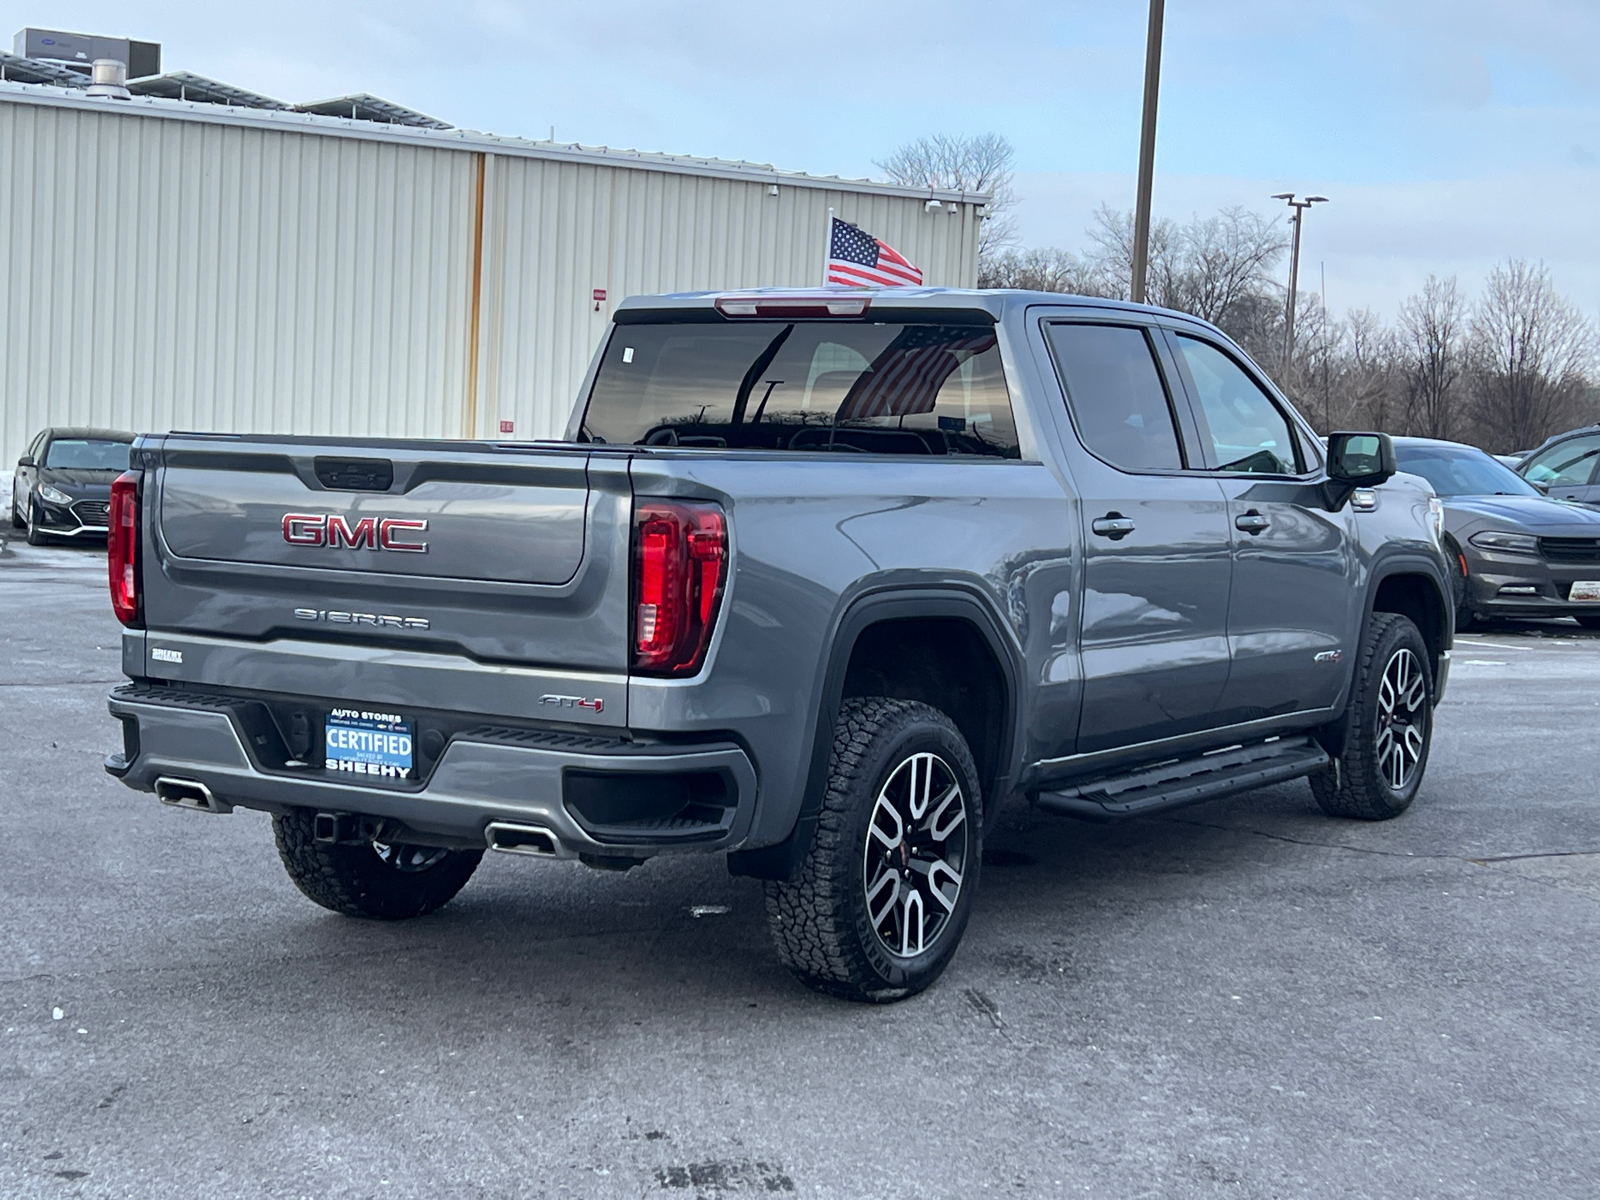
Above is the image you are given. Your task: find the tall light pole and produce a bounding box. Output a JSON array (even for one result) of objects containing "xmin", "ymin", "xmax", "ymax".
[
  {"xmin": 1130, "ymin": 0, "xmax": 1165, "ymax": 305},
  {"xmin": 1272, "ymin": 192, "xmax": 1328, "ymax": 368}
]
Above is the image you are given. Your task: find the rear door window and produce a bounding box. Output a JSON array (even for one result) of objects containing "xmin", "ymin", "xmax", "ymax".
[
  {"xmin": 581, "ymin": 320, "xmax": 1019, "ymax": 457},
  {"xmin": 1043, "ymin": 322, "xmax": 1186, "ymax": 471},
  {"xmin": 1172, "ymin": 336, "xmax": 1303, "ymax": 475}
]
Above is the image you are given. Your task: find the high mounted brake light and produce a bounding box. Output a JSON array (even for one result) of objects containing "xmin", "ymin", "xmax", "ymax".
[
  {"xmin": 109, "ymin": 470, "xmax": 143, "ymax": 628},
  {"xmin": 632, "ymin": 499, "xmax": 728, "ymax": 676},
  {"xmin": 714, "ymin": 294, "xmax": 871, "ymax": 319}
]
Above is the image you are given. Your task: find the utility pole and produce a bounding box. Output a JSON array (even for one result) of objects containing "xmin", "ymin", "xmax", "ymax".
[
  {"xmin": 1130, "ymin": 0, "xmax": 1165, "ymax": 305},
  {"xmin": 1272, "ymin": 192, "xmax": 1328, "ymax": 369}
]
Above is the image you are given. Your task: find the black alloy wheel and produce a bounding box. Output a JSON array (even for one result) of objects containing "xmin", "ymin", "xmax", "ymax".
[
  {"xmin": 1312, "ymin": 612, "xmax": 1433, "ymax": 820},
  {"xmin": 765, "ymin": 697, "xmax": 983, "ymax": 1003},
  {"xmin": 862, "ymin": 750, "xmax": 970, "ymax": 960}
]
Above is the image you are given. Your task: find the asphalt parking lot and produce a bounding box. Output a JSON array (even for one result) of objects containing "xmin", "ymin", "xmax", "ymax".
[{"xmin": 3, "ymin": 538, "xmax": 1599, "ymax": 1199}]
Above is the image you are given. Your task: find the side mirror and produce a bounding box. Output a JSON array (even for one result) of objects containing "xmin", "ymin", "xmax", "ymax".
[
  {"xmin": 17, "ymin": 455, "xmax": 35, "ymax": 468},
  {"xmin": 1323, "ymin": 432, "xmax": 1396, "ymax": 510}
]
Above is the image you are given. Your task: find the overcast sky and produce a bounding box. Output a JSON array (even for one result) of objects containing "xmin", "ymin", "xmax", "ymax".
[{"xmin": 8, "ymin": 1, "xmax": 1600, "ymax": 322}]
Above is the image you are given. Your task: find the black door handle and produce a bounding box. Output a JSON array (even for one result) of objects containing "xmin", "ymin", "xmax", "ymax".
[
  {"xmin": 1091, "ymin": 512, "xmax": 1136, "ymax": 539},
  {"xmin": 1235, "ymin": 510, "xmax": 1270, "ymax": 534}
]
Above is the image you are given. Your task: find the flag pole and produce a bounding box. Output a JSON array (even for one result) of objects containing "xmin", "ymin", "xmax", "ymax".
[{"xmin": 821, "ymin": 206, "xmax": 834, "ymax": 286}]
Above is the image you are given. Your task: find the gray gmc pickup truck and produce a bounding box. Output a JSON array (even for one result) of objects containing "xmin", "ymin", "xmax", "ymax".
[{"xmin": 104, "ymin": 288, "xmax": 1452, "ymax": 1002}]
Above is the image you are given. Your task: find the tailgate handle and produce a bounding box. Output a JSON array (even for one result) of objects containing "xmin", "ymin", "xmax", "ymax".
[{"xmin": 314, "ymin": 457, "xmax": 394, "ymax": 492}]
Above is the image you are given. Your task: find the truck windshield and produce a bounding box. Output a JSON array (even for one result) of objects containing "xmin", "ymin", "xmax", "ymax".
[{"xmin": 579, "ymin": 319, "xmax": 1020, "ymax": 457}]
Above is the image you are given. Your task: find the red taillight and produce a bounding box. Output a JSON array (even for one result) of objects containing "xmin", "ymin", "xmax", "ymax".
[
  {"xmin": 109, "ymin": 471, "xmax": 142, "ymax": 628},
  {"xmin": 632, "ymin": 500, "xmax": 727, "ymax": 676}
]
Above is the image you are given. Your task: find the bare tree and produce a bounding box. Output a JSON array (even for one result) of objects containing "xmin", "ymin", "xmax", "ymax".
[
  {"xmin": 1169, "ymin": 207, "xmax": 1288, "ymax": 329},
  {"xmin": 1467, "ymin": 260, "xmax": 1598, "ymax": 452},
  {"xmin": 977, "ymin": 246, "xmax": 1103, "ymax": 293},
  {"xmin": 1084, "ymin": 203, "xmax": 1174, "ymax": 302},
  {"xmin": 1083, "ymin": 204, "xmax": 1287, "ymax": 364},
  {"xmin": 877, "ymin": 133, "xmax": 1018, "ymax": 263},
  {"xmin": 1335, "ymin": 308, "xmax": 1404, "ymax": 433},
  {"xmin": 1397, "ymin": 275, "xmax": 1465, "ymax": 440}
]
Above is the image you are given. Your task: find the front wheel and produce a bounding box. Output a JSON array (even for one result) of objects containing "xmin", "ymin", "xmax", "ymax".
[
  {"xmin": 764, "ymin": 697, "xmax": 982, "ymax": 1003},
  {"xmin": 24, "ymin": 502, "xmax": 49, "ymax": 546},
  {"xmin": 271, "ymin": 808, "xmax": 483, "ymax": 919},
  {"xmin": 1311, "ymin": 613, "xmax": 1433, "ymax": 820}
]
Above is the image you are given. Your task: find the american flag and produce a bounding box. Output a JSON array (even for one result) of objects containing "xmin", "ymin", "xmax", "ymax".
[
  {"xmin": 826, "ymin": 217, "xmax": 924, "ymax": 288},
  {"xmin": 836, "ymin": 327, "xmax": 998, "ymax": 421}
]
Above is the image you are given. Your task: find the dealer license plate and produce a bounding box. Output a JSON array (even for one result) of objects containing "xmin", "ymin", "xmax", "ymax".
[
  {"xmin": 1570, "ymin": 581, "xmax": 1600, "ymax": 603},
  {"xmin": 324, "ymin": 708, "xmax": 414, "ymax": 779}
]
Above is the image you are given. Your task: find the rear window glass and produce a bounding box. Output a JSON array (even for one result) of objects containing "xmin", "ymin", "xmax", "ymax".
[
  {"xmin": 580, "ymin": 320, "xmax": 1019, "ymax": 457},
  {"xmin": 44, "ymin": 439, "xmax": 130, "ymax": 470}
]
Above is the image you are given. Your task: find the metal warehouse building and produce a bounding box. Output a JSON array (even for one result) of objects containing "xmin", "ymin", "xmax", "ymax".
[{"xmin": 0, "ymin": 82, "xmax": 984, "ymax": 462}]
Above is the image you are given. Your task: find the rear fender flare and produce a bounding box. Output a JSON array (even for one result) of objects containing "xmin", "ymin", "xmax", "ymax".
[{"xmin": 727, "ymin": 585, "xmax": 1023, "ymax": 881}]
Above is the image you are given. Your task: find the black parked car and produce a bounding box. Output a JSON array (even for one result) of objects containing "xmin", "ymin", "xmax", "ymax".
[
  {"xmin": 1393, "ymin": 436, "xmax": 1600, "ymax": 630},
  {"xmin": 1516, "ymin": 424, "xmax": 1600, "ymax": 505},
  {"xmin": 10, "ymin": 427, "xmax": 135, "ymax": 546}
]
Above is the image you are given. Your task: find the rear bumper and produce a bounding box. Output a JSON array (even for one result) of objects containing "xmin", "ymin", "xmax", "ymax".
[{"xmin": 106, "ymin": 685, "xmax": 758, "ymax": 858}]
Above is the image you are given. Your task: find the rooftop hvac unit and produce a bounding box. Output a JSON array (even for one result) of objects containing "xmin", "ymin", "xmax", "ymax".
[{"xmin": 12, "ymin": 28, "xmax": 160, "ymax": 79}]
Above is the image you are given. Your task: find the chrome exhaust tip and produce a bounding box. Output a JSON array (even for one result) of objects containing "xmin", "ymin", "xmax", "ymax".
[
  {"xmin": 484, "ymin": 821, "xmax": 560, "ymax": 857},
  {"xmin": 154, "ymin": 776, "xmax": 233, "ymax": 814}
]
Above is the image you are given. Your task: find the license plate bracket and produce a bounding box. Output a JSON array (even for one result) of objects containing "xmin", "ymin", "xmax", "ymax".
[
  {"xmin": 1570, "ymin": 581, "xmax": 1600, "ymax": 603},
  {"xmin": 324, "ymin": 708, "xmax": 415, "ymax": 779}
]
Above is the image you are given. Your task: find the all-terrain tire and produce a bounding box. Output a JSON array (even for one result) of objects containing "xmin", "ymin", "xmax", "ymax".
[
  {"xmin": 764, "ymin": 697, "xmax": 983, "ymax": 1003},
  {"xmin": 272, "ymin": 808, "xmax": 483, "ymax": 919},
  {"xmin": 1311, "ymin": 612, "xmax": 1433, "ymax": 821}
]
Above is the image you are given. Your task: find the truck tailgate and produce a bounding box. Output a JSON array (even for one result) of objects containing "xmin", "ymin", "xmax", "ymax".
[{"xmin": 137, "ymin": 436, "xmax": 633, "ymax": 722}]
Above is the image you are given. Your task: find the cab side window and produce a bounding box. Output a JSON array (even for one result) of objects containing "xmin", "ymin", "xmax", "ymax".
[
  {"xmin": 1045, "ymin": 323, "xmax": 1186, "ymax": 472},
  {"xmin": 1175, "ymin": 336, "xmax": 1302, "ymax": 475},
  {"xmin": 1522, "ymin": 436, "xmax": 1600, "ymax": 487}
]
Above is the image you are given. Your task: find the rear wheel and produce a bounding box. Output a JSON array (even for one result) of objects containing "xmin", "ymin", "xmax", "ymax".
[
  {"xmin": 271, "ymin": 807, "xmax": 483, "ymax": 919},
  {"xmin": 1311, "ymin": 613, "xmax": 1432, "ymax": 820},
  {"xmin": 764, "ymin": 697, "xmax": 982, "ymax": 1003}
]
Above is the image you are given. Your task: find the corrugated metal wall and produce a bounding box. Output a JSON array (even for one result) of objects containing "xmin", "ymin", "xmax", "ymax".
[
  {"xmin": 0, "ymin": 90, "xmax": 980, "ymax": 463},
  {"xmin": 0, "ymin": 98, "xmax": 476, "ymax": 464},
  {"xmin": 478, "ymin": 156, "xmax": 979, "ymax": 439}
]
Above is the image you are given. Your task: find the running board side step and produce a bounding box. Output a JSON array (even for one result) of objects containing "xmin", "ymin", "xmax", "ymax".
[{"xmin": 1034, "ymin": 737, "xmax": 1330, "ymax": 823}]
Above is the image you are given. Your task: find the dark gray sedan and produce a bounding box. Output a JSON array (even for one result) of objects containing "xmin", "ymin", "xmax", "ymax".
[
  {"xmin": 1394, "ymin": 436, "xmax": 1600, "ymax": 630},
  {"xmin": 10, "ymin": 427, "xmax": 134, "ymax": 546}
]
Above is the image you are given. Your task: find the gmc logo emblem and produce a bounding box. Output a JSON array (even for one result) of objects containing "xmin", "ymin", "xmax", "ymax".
[{"xmin": 282, "ymin": 513, "xmax": 429, "ymax": 554}]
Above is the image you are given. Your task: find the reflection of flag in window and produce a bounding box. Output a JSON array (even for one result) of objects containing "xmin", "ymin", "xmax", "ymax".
[
  {"xmin": 826, "ymin": 217, "xmax": 924, "ymax": 288},
  {"xmin": 836, "ymin": 328, "xmax": 998, "ymax": 420}
]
